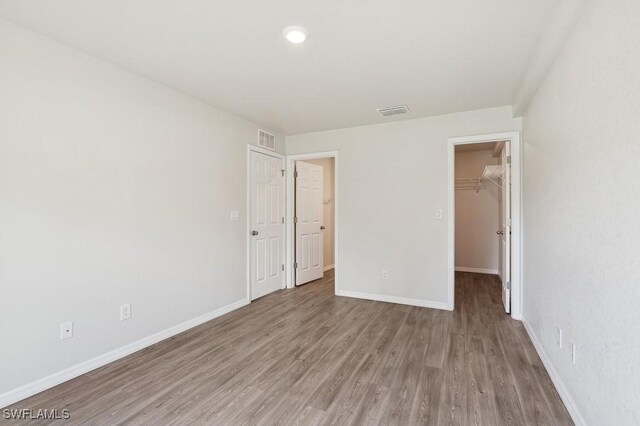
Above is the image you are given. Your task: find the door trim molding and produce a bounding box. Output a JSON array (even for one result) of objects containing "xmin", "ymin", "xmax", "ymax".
[
  {"xmin": 246, "ymin": 145, "xmax": 285, "ymax": 302},
  {"xmin": 285, "ymin": 151, "xmax": 339, "ymax": 293},
  {"xmin": 447, "ymin": 132, "xmax": 523, "ymax": 319}
]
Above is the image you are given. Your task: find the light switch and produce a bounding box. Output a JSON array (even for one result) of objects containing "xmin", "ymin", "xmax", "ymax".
[{"xmin": 230, "ymin": 210, "xmax": 240, "ymax": 221}]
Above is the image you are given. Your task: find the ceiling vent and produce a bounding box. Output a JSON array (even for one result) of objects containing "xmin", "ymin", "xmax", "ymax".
[
  {"xmin": 258, "ymin": 129, "xmax": 276, "ymax": 151},
  {"xmin": 376, "ymin": 105, "xmax": 409, "ymax": 117},
  {"xmin": 376, "ymin": 105, "xmax": 410, "ymax": 117}
]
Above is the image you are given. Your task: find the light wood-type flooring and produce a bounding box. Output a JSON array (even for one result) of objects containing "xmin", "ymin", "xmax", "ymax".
[{"xmin": 5, "ymin": 271, "xmax": 572, "ymax": 425}]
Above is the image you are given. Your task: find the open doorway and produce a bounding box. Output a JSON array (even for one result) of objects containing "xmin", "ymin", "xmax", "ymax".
[
  {"xmin": 454, "ymin": 142, "xmax": 502, "ymax": 276},
  {"xmin": 447, "ymin": 132, "xmax": 521, "ymax": 318},
  {"xmin": 285, "ymin": 152, "xmax": 338, "ymax": 290}
]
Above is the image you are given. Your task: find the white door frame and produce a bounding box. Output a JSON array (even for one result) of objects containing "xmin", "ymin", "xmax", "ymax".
[
  {"xmin": 447, "ymin": 132, "xmax": 522, "ymax": 319},
  {"xmin": 285, "ymin": 151, "xmax": 339, "ymax": 291},
  {"xmin": 246, "ymin": 144, "xmax": 286, "ymax": 301}
]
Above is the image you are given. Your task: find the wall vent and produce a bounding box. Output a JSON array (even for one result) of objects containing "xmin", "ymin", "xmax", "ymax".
[
  {"xmin": 376, "ymin": 105, "xmax": 410, "ymax": 117},
  {"xmin": 258, "ymin": 129, "xmax": 276, "ymax": 151}
]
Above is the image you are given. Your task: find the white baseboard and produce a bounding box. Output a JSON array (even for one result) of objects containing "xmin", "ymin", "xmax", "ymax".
[
  {"xmin": 522, "ymin": 318, "xmax": 585, "ymax": 426},
  {"xmin": 323, "ymin": 264, "xmax": 335, "ymax": 272},
  {"xmin": 336, "ymin": 290, "xmax": 450, "ymax": 311},
  {"xmin": 0, "ymin": 298, "xmax": 250, "ymax": 409},
  {"xmin": 455, "ymin": 266, "xmax": 499, "ymax": 275}
]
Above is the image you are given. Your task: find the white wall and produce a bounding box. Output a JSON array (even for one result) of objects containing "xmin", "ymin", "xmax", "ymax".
[
  {"xmin": 455, "ymin": 150, "xmax": 499, "ymax": 272},
  {"xmin": 305, "ymin": 158, "xmax": 335, "ymax": 269},
  {"xmin": 522, "ymin": 1, "xmax": 640, "ymax": 424},
  {"xmin": 286, "ymin": 107, "xmax": 521, "ymax": 307},
  {"xmin": 0, "ymin": 19, "xmax": 283, "ymax": 400}
]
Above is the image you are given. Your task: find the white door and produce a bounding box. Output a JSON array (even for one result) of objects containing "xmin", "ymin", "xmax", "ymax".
[
  {"xmin": 500, "ymin": 141, "xmax": 511, "ymax": 313},
  {"xmin": 250, "ymin": 150, "xmax": 284, "ymax": 300},
  {"xmin": 295, "ymin": 161, "xmax": 324, "ymax": 285}
]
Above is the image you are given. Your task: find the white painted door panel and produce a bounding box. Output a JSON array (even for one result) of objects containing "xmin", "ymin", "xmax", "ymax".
[
  {"xmin": 295, "ymin": 161, "xmax": 324, "ymax": 285},
  {"xmin": 250, "ymin": 151, "xmax": 284, "ymax": 300},
  {"xmin": 501, "ymin": 141, "xmax": 511, "ymax": 313}
]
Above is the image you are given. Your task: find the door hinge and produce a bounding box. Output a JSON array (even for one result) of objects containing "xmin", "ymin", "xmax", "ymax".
[
  {"xmin": 282, "ymin": 217, "xmax": 284, "ymax": 224},
  {"xmin": 507, "ymin": 218, "xmax": 511, "ymax": 227},
  {"xmin": 282, "ymin": 264, "xmax": 285, "ymax": 271},
  {"xmin": 506, "ymin": 155, "xmax": 511, "ymax": 165},
  {"xmin": 294, "ymin": 262, "xmax": 298, "ymax": 269},
  {"xmin": 281, "ymin": 169, "xmax": 285, "ymax": 177},
  {"xmin": 294, "ymin": 217, "xmax": 298, "ymax": 223},
  {"xmin": 506, "ymin": 281, "xmax": 511, "ymax": 290},
  {"xmin": 294, "ymin": 170, "xmax": 299, "ymax": 178}
]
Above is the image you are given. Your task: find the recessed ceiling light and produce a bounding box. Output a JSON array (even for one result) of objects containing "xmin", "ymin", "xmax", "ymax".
[{"xmin": 283, "ymin": 26, "xmax": 308, "ymax": 44}]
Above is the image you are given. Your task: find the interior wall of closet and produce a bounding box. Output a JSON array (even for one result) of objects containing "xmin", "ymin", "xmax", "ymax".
[{"xmin": 455, "ymin": 145, "xmax": 501, "ymax": 274}]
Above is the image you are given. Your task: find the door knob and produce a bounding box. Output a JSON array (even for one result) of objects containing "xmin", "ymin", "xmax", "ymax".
[
  {"xmin": 320, "ymin": 226, "xmax": 325, "ymax": 230},
  {"xmin": 496, "ymin": 230, "xmax": 504, "ymax": 235},
  {"xmin": 251, "ymin": 230, "xmax": 259, "ymax": 236}
]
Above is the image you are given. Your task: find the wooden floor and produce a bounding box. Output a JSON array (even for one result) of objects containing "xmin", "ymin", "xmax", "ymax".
[{"xmin": 8, "ymin": 271, "xmax": 572, "ymax": 425}]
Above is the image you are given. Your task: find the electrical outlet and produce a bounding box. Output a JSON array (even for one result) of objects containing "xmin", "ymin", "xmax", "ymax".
[
  {"xmin": 60, "ymin": 321, "xmax": 73, "ymax": 340},
  {"xmin": 556, "ymin": 327, "xmax": 562, "ymax": 348},
  {"xmin": 381, "ymin": 270, "xmax": 388, "ymax": 280},
  {"xmin": 230, "ymin": 210, "xmax": 240, "ymax": 221},
  {"xmin": 120, "ymin": 303, "xmax": 131, "ymax": 321},
  {"xmin": 435, "ymin": 208, "xmax": 443, "ymax": 220},
  {"xmin": 571, "ymin": 342, "xmax": 576, "ymax": 364}
]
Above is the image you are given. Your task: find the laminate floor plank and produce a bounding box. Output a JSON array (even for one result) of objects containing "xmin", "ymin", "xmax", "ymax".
[{"xmin": 5, "ymin": 270, "xmax": 572, "ymax": 425}]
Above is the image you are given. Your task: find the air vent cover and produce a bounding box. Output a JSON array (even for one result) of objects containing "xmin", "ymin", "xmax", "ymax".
[
  {"xmin": 258, "ymin": 129, "xmax": 276, "ymax": 151},
  {"xmin": 376, "ymin": 105, "xmax": 410, "ymax": 117}
]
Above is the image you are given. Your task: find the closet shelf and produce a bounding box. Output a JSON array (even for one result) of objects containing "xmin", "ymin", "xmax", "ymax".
[
  {"xmin": 455, "ymin": 165, "xmax": 503, "ymax": 193},
  {"xmin": 455, "ymin": 178, "xmax": 485, "ymax": 193},
  {"xmin": 482, "ymin": 165, "xmax": 503, "ymax": 189}
]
